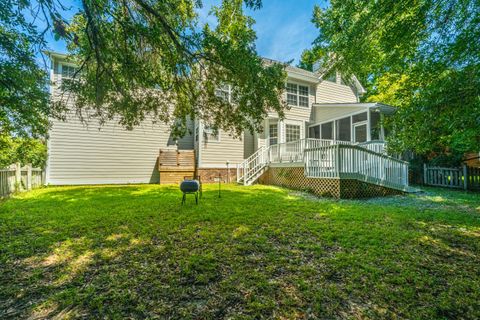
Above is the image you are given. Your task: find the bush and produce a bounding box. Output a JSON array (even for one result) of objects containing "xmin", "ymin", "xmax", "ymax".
[{"xmin": 0, "ymin": 135, "xmax": 47, "ymax": 168}]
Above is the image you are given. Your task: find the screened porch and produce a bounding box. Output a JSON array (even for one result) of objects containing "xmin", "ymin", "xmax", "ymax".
[{"xmin": 308, "ymin": 103, "xmax": 395, "ymax": 144}]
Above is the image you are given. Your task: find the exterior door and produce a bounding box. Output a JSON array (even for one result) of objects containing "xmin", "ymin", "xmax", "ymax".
[{"xmin": 353, "ymin": 123, "xmax": 367, "ymax": 143}]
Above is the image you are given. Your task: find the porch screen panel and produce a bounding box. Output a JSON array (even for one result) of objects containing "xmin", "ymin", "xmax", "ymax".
[
  {"xmin": 370, "ymin": 111, "xmax": 381, "ymax": 140},
  {"xmin": 321, "ymin": 122, "xmax": 333, "ymax": 140},
  {"xmin": 335, "ymin": 117, "xmax": 351, "ymax": 141},
  {"xmin": 309, "ymin": 125, "xmax": 320, "ymax": 139},
  {"xmin": 354, "ymin": 124, "xmax": 367, "ymax": 143},
  {"xmin": 352, "ymin": 112, "xmax": 367, "ymax": 123}
]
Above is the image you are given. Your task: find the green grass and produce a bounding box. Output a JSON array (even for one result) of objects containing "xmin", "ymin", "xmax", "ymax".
[{"xmin": 1, "ymin": 184, "xmax": 479, "ymax": 319}]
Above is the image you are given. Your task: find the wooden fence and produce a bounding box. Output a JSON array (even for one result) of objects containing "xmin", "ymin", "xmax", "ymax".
[
  {"xmin": 423, "ymin": 164, "xmax": 480, "ymax": 190},
  {"xmin": 0, "ymin": 163, "xmax": 45, "ymax": 197}
]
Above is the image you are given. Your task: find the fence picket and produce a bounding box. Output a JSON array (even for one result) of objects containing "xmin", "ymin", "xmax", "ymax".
[
  {"xmin": 423, "ymin": 164, "xmax": 479, "ymax": 190},
  {"xmin": 0, "ymin": 165, "xmax": 45, "ymax": 197}
]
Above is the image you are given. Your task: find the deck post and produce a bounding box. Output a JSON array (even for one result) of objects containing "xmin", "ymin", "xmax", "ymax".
[
  {"xmin": 243, "ymin": 161, "xmax": 247, "ymax": 186},
  {"xmin": 463, "ymin": 164, "xmax": 468, "ymax": 190},
  {"xmin": 335, "ymin": 145, "xmax": 340, "ymax": 176}
]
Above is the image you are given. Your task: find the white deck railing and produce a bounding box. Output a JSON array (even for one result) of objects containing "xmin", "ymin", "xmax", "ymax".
[
  {"xmin": 236, "ymin": 138, "xmax": 404, "ymax": 188},
  {"xmin": 304, "ymin": 144, "xmax": 409, "ymax": 190}
]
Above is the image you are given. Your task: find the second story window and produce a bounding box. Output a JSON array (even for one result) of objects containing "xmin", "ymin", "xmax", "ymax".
[
  {"xmin": 204, "ymin": 126, "xmax": 220, "ymax": 142},
  {"xmin": 215, "ymin": 84, "xmax": 232, "ymax": 102},
  {"xmin": 286, "ymin": 83, "xmax": 309, "ymax": 107},
  {"xmin": 61, "ymin": 64, "xmax": 78, "ymax": 79}
]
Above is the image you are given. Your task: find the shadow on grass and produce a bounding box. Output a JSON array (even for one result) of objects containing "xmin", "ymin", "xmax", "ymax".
[{"xmin": 0, "ymin": 184, "xmax": 479, "ymax": 319}]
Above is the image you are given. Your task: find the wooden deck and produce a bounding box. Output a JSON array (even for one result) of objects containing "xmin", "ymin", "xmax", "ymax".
[{"xmin": 237, "ymin": 138, "xmax": 413, "ymax": 197}]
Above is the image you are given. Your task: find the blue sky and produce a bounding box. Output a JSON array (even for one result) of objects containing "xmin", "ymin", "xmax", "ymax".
[{"xmin": 45, "ymin": 0, "xmax": 325, "ymax": 65}]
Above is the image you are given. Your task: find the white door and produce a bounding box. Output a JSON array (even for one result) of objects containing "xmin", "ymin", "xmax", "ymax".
[{"xmin": 353, "ymin": 122, "xmax": 368, "ymax": 143}]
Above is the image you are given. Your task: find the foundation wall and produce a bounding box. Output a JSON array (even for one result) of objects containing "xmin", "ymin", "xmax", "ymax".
[
  {"xmin": 258, "ymin": 167, "xmax": 403, "ymax": 199},
  {"xmin": 197, "ymin": 168, "xmax": 238, "ymax": 183}
]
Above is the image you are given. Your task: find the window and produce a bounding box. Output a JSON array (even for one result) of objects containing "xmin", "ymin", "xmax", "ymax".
[
  {"xmin": 286, "ymin": 124, "xmax": 301, "ymax": 142},
  {"xmin": 286, "ymin": 83, "xmax": 309, "ymax": 107},
  {"xmin": 61, "ymin": 65, "xmax": 77, "ymax": 79},
  {"xmin": 204, "ymin": 126, "xmax": 220, "ymax": 142},
  {"xmin": 215, "ymin": 84, "xmax": 231, "ymax": 102},
  {"xmin": 269, "ymin": 123, "xmax": 278, "ymax": 145},
  {"xmin": 286, "ymin": 83, "xmax": 298, "ymax": 105}
]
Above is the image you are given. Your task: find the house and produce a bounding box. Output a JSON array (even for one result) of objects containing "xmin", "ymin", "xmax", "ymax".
[{"xmin": 46, "ymin": 52, "xmax": 410, "ymax": 198}]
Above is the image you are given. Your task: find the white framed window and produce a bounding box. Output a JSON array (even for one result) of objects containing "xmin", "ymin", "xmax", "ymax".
[
  {"xmin": 61, "ymin": 64, "xmax": 77, "ymax": 79},
  {"xmin": 286, "ymin": 83, "xmax": 309, "ymax": 107},
  {"xmin": 215, "ymin": 84, "xmax": 232, "ymax": 102},
  {"xmin": 269, "ymin": 123, "xmax": 278, "ymax": 145},
  {"xmin": 285, "ymin": 124, "xmax": 301, "ymax": 142},
  {"xmin": 203, "ymin": 126, "xmax": 220, "ymax": 142}
]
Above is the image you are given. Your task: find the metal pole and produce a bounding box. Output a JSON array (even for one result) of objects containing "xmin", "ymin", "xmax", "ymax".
[
  {"xmin": 226, "ymin": 161, "xmax": 230, "ymax": 183},
  {"xmin": 463, "ymin": 164, "xmax": 468, "ymax": 190},
  {"xmin": 218, "ymin": 175, "xmax": 221, "ymax": 198}
]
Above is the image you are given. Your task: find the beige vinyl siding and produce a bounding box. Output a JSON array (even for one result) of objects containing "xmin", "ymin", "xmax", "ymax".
[
  {"xmin": 48, "ymin": 110, "xmax": 194, "ymax": 185},
  {"xmin": 313, "ymin": 106, "xmax": 366, "ymax": 124},
  {"xmin": 243, "ymin": 131, "xmax": 255, "ymax": 158},
  {"xmin": 199, "ymin": 130, "xmax": 244, "ymax": 167},
  {"xmin": 316, "ymin": 80, "xmax": 358, "ymax": 103},
  {"xmin": 48, "ymin": 61, "xmax": 194, "ymax": 185}
]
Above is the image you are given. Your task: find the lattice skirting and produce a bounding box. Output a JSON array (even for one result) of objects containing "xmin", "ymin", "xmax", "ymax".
[{"xmin": 257, "ymin": 167, "xmax": 403, "ymax": 199}]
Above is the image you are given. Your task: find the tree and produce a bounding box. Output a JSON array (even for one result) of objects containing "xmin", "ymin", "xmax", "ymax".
[
  {"xmin": 42, "ymin": 0, "xmax": 287, "ymax": 137},
  {"xmin": 0, "ymin": 136, "xmax": 47, "ymax": 168},
  {"xmin": 301, "ymin": 0, "xmax": 480, "ymax": 163},
  {"xmin": 0, "ymin": 0, "xmax": 50, "ymax": 138}
]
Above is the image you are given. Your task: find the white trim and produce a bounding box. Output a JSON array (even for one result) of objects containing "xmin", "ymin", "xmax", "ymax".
[
  {"xmin": 269, "ymin": 162, "xmax": 304, "ymax": 168},
  {"xmin": 195, "ymin": 120, "xmax": 202, "ymax": 168},
  {"xmin": 285, "ymin": 70, "xmax": 320, "ymax": 83},
  {"xmin": 353, "ymin": 121, "xmax": 368, "ymax": 143},
  {"xmin": 366, "ymin": 109, "xmax": 371, "ymax": 141},
  {"xmin": 45, "ymin": 58, "xmax": 56, "ymax": 185},
  {"xmin": 199, "ymin": 163, "xmax": 239, "ymax": 169},
  {"xmin": 203, "ymin": 125, "xmax": 221, "ymax": 143},
  {"xmin": 313, "ymin": 102, "xmax": 396, "ymax": 114},
  {"xmin": 283, "ymin": 120, "xmax": 304, "ymax": 143},
  {"xmin": 286, "ymin": 81, "xmax": 310, "ymax": 109},
  {"xmin": 267, "ymin": 120, "xmax": 279, "ymax": 147},
  {"xmin": 308, "ymin": 109, "xmax": 368, "ymax": 128}
]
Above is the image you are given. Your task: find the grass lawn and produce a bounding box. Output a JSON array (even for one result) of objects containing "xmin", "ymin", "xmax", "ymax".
[{"xmin": 1, "ymin": 184, "xmax": 480, "ymax": 319}]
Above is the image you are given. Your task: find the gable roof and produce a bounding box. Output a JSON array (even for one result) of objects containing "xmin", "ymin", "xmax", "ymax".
[{"xmin": 262, "ymin": 57, "xmax": 366, "ymax": 94}]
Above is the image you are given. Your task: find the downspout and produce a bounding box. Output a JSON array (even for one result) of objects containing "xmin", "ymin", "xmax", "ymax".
[{"xmin": 45, "ymin": 56, "xmax": 55, "ymax": 185}]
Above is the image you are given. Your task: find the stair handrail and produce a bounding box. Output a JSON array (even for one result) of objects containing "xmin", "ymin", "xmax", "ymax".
[{"xmin": 237, "ymin": 146, "xmax": 270, "ymax": 184}]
